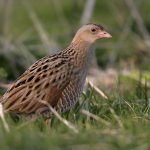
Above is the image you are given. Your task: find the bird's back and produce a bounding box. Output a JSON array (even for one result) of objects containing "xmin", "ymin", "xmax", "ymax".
[{"xmin": 0, "ymin": 52, "xmax": 80, "ymax": 116}]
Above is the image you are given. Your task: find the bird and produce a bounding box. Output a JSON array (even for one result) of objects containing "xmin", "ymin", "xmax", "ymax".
[{"xmin": 0, "ymin": 23, "xmax": 112, "ymax": 120}]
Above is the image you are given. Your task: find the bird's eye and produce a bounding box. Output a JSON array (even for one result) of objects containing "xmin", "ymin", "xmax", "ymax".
[{"xmin": 91, "ymin": 28, "xmax": 96, "ymax": 33}]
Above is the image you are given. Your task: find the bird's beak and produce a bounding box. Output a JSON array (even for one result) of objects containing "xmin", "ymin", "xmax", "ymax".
[{"xmin": 97, "ymin": 31, "xmax": 112, "ymax": 39}]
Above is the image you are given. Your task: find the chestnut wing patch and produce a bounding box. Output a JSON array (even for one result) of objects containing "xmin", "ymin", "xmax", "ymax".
[{"xmin": 1, "ymin": 56, "xmax": 72, "ymax": 114}]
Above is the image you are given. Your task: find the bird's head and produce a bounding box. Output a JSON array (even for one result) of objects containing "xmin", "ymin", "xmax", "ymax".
[{"xmin": 72, "ymin": 23, "xmax": 112, "ymax": 44}]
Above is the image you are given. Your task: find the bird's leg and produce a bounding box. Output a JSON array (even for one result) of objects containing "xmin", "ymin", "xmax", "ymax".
[
  {"xmin": 36, "ymin": 107, "xmax": 53, "ymax": 129},
  {"xmin": 30, "ymin": 114, "xmax": 38, "ymax": 121},
  {"xmin": 24, "ymin": 113, "xmax": 38, "ymax": 123},
  {"xmin": 45, "ymin": 118, "xmax": 52, "ymax": 129}
]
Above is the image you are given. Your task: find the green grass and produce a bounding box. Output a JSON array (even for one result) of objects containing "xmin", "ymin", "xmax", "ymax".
[{"xmin": 0, "ymin": 80, "xmax": 150, "ymax": 150}]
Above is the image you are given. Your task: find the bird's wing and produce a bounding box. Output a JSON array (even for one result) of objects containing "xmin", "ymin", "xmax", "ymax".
[{"xmin": 1, "ymin": 55, "xmax": 72, "ymax": 114}]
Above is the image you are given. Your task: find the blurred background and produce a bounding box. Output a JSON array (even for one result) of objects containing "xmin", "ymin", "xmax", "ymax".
[{"xmin": 0, "ymin": 0, "xmax": 150, "ymax": 95}]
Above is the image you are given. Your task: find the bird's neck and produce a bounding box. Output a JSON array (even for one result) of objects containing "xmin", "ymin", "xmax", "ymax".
[{"xmin": 64, "ymin": 38, "xmax": 93, "ymax": 69}]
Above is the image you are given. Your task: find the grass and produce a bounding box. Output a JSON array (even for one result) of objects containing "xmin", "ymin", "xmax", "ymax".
[{"xmin": 0, "ymin": 80, "xmax": 150, "ymax": 150}]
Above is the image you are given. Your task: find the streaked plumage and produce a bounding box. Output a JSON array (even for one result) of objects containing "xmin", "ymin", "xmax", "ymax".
[{"xmin": 0, "ymin": 23, "xmax": 112, "ymax": 118}]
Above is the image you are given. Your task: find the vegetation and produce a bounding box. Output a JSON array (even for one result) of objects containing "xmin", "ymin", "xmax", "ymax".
[{"xmin": 0, "ymin": 0, "xmax": 150, "ymax": 149}]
